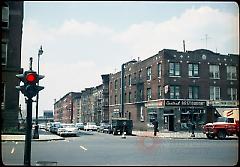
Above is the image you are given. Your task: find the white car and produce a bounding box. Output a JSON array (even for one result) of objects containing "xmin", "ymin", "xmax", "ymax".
[
  {"xmin": 84, "ymin": 122, "xmax": 98, "ymax": 131},
  {"xmin": 57, "ymin": 123, "xmax": 78, "ymax": 137}
]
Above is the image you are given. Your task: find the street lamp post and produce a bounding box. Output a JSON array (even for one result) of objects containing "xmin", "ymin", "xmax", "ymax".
[{"xmin": 33, "ymin": 46, "xmax": 43, "ymax": 139}]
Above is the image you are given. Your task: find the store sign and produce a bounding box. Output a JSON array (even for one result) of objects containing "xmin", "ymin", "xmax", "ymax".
[
  {"xmin": 165, "ymin": 100, "xmax": 206, "ymax": 106},
  {"xmin": 208, "ymin": 100, "xmax": 238, "ymax": 107},
  {"xmin": 145, "ymin": 100, "xmax": 164, "ymax": 108}
]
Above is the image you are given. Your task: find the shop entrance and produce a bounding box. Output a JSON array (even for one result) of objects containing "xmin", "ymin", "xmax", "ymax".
[{"xmin": 164, "ymin": 114, "xmax": 174, "ymax": 131}]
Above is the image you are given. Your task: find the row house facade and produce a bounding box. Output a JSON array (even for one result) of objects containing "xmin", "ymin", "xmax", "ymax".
[
  {"xmin": 54, "ymin": 92, "xmax": 81, "ymax": 123},
  {"xmin": 1, "ymin": 1, "xmax": 24, "ymax": 129},
  {"xmin": 108, "ymin": 49, "xmax": 239, "ymax": 131}
]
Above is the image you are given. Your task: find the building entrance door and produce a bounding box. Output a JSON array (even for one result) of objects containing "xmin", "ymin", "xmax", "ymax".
[{"xmin": 164, "ymin": 115, "xmax": 174, "ymax": 131}]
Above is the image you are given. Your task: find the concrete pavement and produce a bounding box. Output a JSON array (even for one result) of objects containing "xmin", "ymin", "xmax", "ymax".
[{"xmin": 1, "ymin": 130, "xmax": 238, "ymax": 141}]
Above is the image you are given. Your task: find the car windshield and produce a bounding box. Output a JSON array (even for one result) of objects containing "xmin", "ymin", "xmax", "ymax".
[
  {"xmin": 89, "ymin": 122, "xmax": 96, "ymax": 125},
  {"xmin": 217, "ymin": 117, "xmax": 228, "ymax": 122}
]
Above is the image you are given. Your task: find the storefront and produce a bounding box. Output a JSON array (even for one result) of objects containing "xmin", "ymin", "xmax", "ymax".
[{"xmin": 145, "ymin": 99, "xmax": 208, "ymax": 132}]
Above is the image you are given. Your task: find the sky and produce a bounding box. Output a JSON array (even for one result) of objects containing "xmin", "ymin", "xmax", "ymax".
[{"xmin": 19, "ymin": 1, "xmax": 239, "ymax": 117}]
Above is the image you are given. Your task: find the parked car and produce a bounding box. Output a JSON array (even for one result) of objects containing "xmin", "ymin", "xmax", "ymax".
[
  {"xmin": 38, "ymin": 123, "xmax": 46, "ymax": 129},
  {"xmin": 84, "ymin": 122, "xmax": 98, "ymax": 131},
  {"xmin": 57, "ymin": 123, "xmax": 78, "ymax": 137},
  {"xmin": 97, "ymin": 123, "xmax": 110, "ymax": 133},
  {"xmin": 50, "ymin": 122, "xmax": 61, "ymax": 134},
  {"xmin": 75, "ymin": 122, "xmax": 84, "ymax": 130}
]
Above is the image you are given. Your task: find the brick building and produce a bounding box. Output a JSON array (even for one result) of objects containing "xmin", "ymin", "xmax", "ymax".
[
  {"xmin": 109, "ymin": 49, "xmax": 239, "ymax": 131},
  {"xmin": 1, "ymin": 1, "xmax": 24, "ymax": 129},
  {"xmin": 54, "ymin": 92, "xmax": 81, "ymax": 123}
]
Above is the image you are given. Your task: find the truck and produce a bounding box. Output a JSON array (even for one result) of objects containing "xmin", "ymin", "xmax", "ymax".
[
  {"xmin": 202, "ymin": 109, "xmax": 239, "ymax": 139},
  {"xmin": 109, "ymin": 118, "xmax": 133, "ymax": 135}
]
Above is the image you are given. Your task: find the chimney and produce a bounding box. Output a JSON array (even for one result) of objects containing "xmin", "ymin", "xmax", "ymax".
[{"xmin": 183, "ymin": 40, "xmax": 186, "ymax": 52}]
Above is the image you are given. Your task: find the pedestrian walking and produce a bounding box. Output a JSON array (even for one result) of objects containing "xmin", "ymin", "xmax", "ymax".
[{"xmin": 152, "ymin": 119, "xmax": 159, "ymax": 136}]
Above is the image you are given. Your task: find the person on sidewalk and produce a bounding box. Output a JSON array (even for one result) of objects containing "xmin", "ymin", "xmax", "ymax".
[{"xmin": 152, "ymin": 118, "xmax": 159, "ymax": 136}]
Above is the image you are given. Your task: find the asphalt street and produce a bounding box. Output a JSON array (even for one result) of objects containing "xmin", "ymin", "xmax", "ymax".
[{"xmin": 1, "ymin": 129, "xmax": 239, "ymax": 166}]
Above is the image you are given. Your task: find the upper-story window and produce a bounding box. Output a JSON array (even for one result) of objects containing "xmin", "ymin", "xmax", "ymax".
[
  {"xmin": 170, "ymin": 86, "xmax": 180, "ymax": 99},
  {"xmin": 114, "ymin": 79, "xmax": 118, "ymax": 90},
  {"xmin": 169, "ymin": 63, "xmax": 180, "ymax": 76},
  {"xmin": 1, "ymin": 43, "xmax": 7, "ymax": 65},
  {"xmin": 188, "ymin": 86, "xmax": 199, "ymax": 99},
  {"xmin": 158, "ymin": 86, "xmax": 162, "ymax": 99},
  {"xmin": 210, "ymin": 86, "xmax": 220, "ymax": 100},
  {"xmin": 188, "ymin": 63, "xmax": 199, "ymax": 77},
  {"xmin": 227, "ymin": 88, "xmax": 237, "ymax": 100},
  {"xmin": 147, "ymin": 67, "xmax": 152, "ymax": 80},
  {"xmin": 227, "ymin": 66, "xmax": 237, "ymax": 80},
  {"xmin": 1, "ymin": 83, "xmax": 5, "ymax": 110},
  {"xmin": 209, "ymin": 65, "xmax": 220, "ymax": 79},
  {"xmin": 128, "ymin": 74, "xmax": 131, "ymax": 86},
  {"xmin": 158, "ymin": 63, "xmax": 161, "ymax": 78},
  {"xmin": 147, "ymin": 88, "xmax": 151, "ymax": 101},
  {"xmin": 139, "ymin": 69, "xmax": 142, "ymax": 79},
  {"xmin": 2, "ymin": 5, "xmax": 9, "ymax": 28},
  {"xmin": 128, "ymin": 92, "xmax": 132, "ymax": 103},
  {"xmin": 114, "ymin": 95, "xmax": 118, "ymax": 104}
]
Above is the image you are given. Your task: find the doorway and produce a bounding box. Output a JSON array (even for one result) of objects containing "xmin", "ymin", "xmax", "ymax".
[{"xmin": 164, "ymin": 115, "xmax": 174, "ymax": 131}]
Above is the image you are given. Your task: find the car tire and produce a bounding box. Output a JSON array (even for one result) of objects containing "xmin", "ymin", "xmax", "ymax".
[
  {"xmin": 206, "ymin": 134, "xmax": 215, "ymax": 139},
  {"xmin": 217, "ymin": 130, "xmax": 226, "ymax": 139}
]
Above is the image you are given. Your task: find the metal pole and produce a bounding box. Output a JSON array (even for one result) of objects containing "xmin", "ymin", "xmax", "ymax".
[
  {"xmin": 33, "ymin": 46, "xmax": 42, "ymax": 139},
  {"xmin": 121, "ymin": 63, "xmax": 125, "ymax": 118},
  {"xmin": 24, "ymin": 98, "xmax": 33, "ymax": 166}
]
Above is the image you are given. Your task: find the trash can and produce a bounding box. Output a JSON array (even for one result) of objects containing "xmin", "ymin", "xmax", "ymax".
[{"xmin": 36, "ymin": 161, "xmax": 57, "ymax": 166}]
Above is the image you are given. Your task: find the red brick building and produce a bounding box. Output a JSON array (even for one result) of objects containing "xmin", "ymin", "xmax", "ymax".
[{"xmin": 108, "ymin": 49, "xmax": 239, "ymax": 131}]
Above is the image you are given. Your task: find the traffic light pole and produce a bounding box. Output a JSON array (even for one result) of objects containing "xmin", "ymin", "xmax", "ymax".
[{"xmin": 24, "ymin": 98, "xmax": 33, "ymax": 166}]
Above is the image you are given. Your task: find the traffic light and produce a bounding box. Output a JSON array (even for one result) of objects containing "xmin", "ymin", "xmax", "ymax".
[{"xmin": 16, "ymin": 70, "xmax": 44, "ymax": 99}]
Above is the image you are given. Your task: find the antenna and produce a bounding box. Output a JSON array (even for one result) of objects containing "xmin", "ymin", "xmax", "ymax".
[{"xmin": 201, "ymin": 34, "xmax": 211, "ymax": 49}]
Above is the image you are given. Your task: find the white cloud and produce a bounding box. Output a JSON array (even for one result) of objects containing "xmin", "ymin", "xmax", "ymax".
[{"xmin": 112, "ymin": 6, "xmax": 239, "ymax": 60}]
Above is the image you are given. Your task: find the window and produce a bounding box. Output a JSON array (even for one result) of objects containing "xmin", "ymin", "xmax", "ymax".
[
  {"xmin": 227, "ymin": 88, "xmax": 237, "ymax": 100},
  {"xmin": 147, "ymin": 88, "xmax": 151, "ymax": 101},
  {"xmin": 134, "ymin": 91, "xmax": 136, "ymax": 102},
  {"xmin": 188, "ymin": 64, "xmax": 199, "ymax": 77},
  {"xmin": 209, "ymin": 65, "xmax": 220, "ymax": 79},
  {"xmin": 170, "ymin": 86, "xmax": 180, "ymax": 99},
  {"xmin": 139, "ymin": 70, "xmax": 142, "ymax": 79},
  {"xmin": 114, "ymin": 79, "xmax": 118, "ymax": 90},
  {"xmin": 1, "ymin": 43, "xmax": 7, "ymax": 65},
  {"xmin": 227, "ymin": 66, "xmax": 237, "ymax": 80},
  {"xmin": 114, "ymin": 95, "xmax": 117, "ymax": 104},
  {"xmin": 188, "ymin": 86, "xmax": 199, "ymax": 99},
  {"xmin": 158, "ymin": 86, "xmax": 162, "ymax": 99},
  {"xmin": 210, "ymin": 86, "xmax": 220, "ymax": 100},
  {"xmin": 169, "ymin": 63, "xmax": 180, "ymax": 76},
  {"xmin": 147, "ymin": 67, "xmax": 152, "ymax": 80},
  {"xmin": 128, "ymin": 74, "xmax": 131, "ymax": 85},
  {"xmin": 158, "ymin": 63, "xmax": 162, "ymax": 78},
  {"xmin": 124, "ymin": 93, "xmax": 127, "ymax": 103},
  {"xmin": 2, "ymin": 6, "xmax": 9, "ymax": 28},
  {"xmin": 1, "ymin": 83, "xmax": 5, "ymax": 109},
  {"xmin": 139, "ymin": 89, "xmax": 143, "ymax": 101},
  {"xmin": 128, "ymin": 92, "xmax": 132, "ymax": 103}
]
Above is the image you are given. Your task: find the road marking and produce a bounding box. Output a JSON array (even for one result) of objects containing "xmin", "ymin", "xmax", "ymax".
[
  {"xmin": 80, "ymin": 145, "xmax": 87, "ymax": 151},
  {"xmin": 11, "ymin": 148, "xmax": 15, "ymax": 154}
]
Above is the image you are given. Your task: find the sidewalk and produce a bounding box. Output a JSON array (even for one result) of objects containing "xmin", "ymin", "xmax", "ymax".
[
  {"xmin": 132, "ymin": 130, "xmax": 207, "ymax": 139},
  {"xmin": 1, "ymin": 134, "xmax": 64, "ymax": 142},
  {"xmin": 132, "ymin": 130, "xmax": 238, "ymax": 139}
]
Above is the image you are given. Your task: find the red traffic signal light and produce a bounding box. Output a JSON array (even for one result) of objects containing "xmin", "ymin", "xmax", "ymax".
[{"xmin": 26, "ymin": 73, "xmax": 37, "ymax": 83}]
